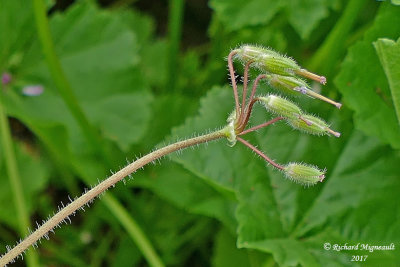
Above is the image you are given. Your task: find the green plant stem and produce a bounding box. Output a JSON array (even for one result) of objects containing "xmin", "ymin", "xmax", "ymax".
[
  {"xmin": 30, "ymin": 1, "xmax": 164, "ymax": 266},
  {"xmin": 307, "ymin": 0, "xmax": 366, "ymax": 75},
  {"xmin": 102, "ymin": 194, "xmax": 165, "ymax": 267},
  {"xmin": 1, "ymin": 92, "xmax": 165, "ymax": 267},
  {"xmin": 0, "ymin": 129, "xmax": 225, "ymax": 266},
  {"xmin": 89, "ymin": 230, "xmax": 113, "ymax": 267},
  {"xmin": 167, "ymin": 0, "xmax": 185, "ymax": 92},
  {"xmin": 31, "ymin": 0, "xmax": 102, "ymax": 155},
  {"xmin": 0, "ymin": 92, "xmax": 39, "ymax": 267}
]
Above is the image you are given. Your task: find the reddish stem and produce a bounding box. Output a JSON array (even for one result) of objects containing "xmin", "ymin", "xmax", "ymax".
[
  {"xmin": 236, "ymin": 74, "xmax": 267, "ymax": 131},
  {"xmin": 240, "ymin": 61, "xmax": 253, "ymax": 120},
  {"xmin": 239, "ymin": 117, "xmax": 284, "ymax": 135},
  {"xmin": 237, "ymin": 137, "xmax": 284, "ymax": 170},
  {"xmin": 248, "ymin": 74, "xmax": 266, "ymax": 109},
  {"xmin": 237, "ymin": 97, "xmax": 259, "ymax": 132},
  {"xmin": 228, "ymin": 50, "xmax": 240, "ymax": 117}
]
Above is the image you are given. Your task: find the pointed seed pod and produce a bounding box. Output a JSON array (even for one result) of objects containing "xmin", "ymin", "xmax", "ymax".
[
  {"xmin": 235, "ymin": 45, "xmax": 280, "ymax": 62},
  {"xmin": 284, "ymin": 162, "xmax": 325, "ymax": 185},
  {"xmin": 287, "ymin": 114, "xmax": 341, "ymax": 137},
  {"xmin": 259, "ymin": 95, "xmax": 302, "ymax": 120},
  {"xmin": 267, "ymin": 74, "xmax": 309, "ymax": 96},
  {"xmin": 235, "ymin": 45, "xmax": 301, "ymax": 76},
  {"xmin": 267, "ymin": 74, "xmax": 342, "ymax": 108},
  {"xmin": 235, "ymin": 45, "xmax": 328, "ymax": 84}
]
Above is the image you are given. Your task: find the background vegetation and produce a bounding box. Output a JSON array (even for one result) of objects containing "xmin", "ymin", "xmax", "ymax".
[{"xmin": 0, "ymin": 0, "xmax": 399, "ymax": 266}]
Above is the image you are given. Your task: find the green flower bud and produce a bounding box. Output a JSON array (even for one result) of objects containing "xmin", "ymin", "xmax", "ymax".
[
  {"xmin": 284, "ymin": 162, "xmax": 325, "ymax": 186},
  {"xmin": 235, "ymin": 45, "xmax": 301, "ymax": 76},
  {"xmin": 287, "ymin": 114, "xmax": 341, "ymax": 137},
  {"xmin": 259, "ymin": 95, "xmax": 302, "ymax": 120}
]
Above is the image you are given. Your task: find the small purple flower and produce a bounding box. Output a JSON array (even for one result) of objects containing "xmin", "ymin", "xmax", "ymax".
[
  {"xmin": 22, "ymin": 85, "xmax": 44, "ymax": 96},
  {"xmin": 1, "ymin": 72, "xmax": 12, "ymax": 85}
]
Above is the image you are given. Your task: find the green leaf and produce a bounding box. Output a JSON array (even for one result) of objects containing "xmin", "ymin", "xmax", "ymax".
[
  {"xmin": 167, "ymin": 84, "xmax": 400, "ymax": 265},
  {"xmin": 374, "ymin": 38, "xmax": 400, "ymax": 127},
  {"xmin": 212, "ymin": 227, "xmax": 251, "ymax": 267},
  {"xmin": 209, "ymin": 0, "xmax": 334, "ymax": 39},
  {"xmin": 168, "ymin": 87, "xmax": 285, "ymax": 255},
  {"xmin": 167, "ymin": 86, "xmax": 238, "ymax": 193},
  {"xmin": 140, "ymin": 94, "xmax": 199, "ymax": 149},
  {"xmin": 243, "ymin": 238, "xmax": 319, "ymax": 267},
  {"xmin": 0, "ymin": 0, "xmax": 35, "ymax": 70},
  {"xmin": 85, "ymin": 93, "xmax": 153, "ymax": 151},
  {"xmin": 335, "ymin": 4, "xmax": 400, "ymax": 149},
  {"xmin": 3, "ymin": 2, "xmax": 154, "ymax": 153},
  {"xmin": 391, "ymin": 0, "xmax": 400, "ymax": 5},
  {"xmin": 286, "ymin": 0, "xmax": 331, "ymax": 39},
  {"xmin": 293, "ymin": 132, "xmax": 400, "ymax": 240},
  {"xmin": 209, "ymin": 0, "xmax": 282, "ymax": 31},
  {"xmin": 134, "ymin": 162, "xmax": 237, "ymax": 233}
]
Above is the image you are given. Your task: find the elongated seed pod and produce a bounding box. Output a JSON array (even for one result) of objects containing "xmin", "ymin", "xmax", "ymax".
[
  {"xmin": 284, "ymin": 162, "xmax": 325, "ymax": 185},
  {"xmin": 287, "ymin": 114, "xmax": 340, "ymax": 137},
  {"xmin": 267, "ymin": 74, "xmax": 309, "ymax": 96},
  {"xmin": 235, "ymin": 44, "xmax": 281, "ymax": 62},
  {"xmin": 259, "ymin": 95, "xmax": 302, "ymax": 120},
  {"xmin": 235, "ymin": 45, "xmax": 300, "ymax": 76},
  {"xmin": 234, "ymin": 45, "xmax": 327, "ymax": 84}
]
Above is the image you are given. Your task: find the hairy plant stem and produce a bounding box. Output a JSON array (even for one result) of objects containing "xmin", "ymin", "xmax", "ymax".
[
  {"xmin": 239, "ymin": 117, "xmax": 284, "ymax": 135},
  {"xmin": 0, "ymin": 130, "xmax": 225, "ymax": 266},
  {"xmin": 228, "ymin": 50, "xmax": 240, "ymax": 117},
  {"xmin": 30, "ymin": 1, "xmax": 164, "ymax": 266},
  {"xmin": 0, "ymin": 91, "xmax": 39, "ymax": 267},
  {"xmin": 237, "ymin": 97, "xmax": 260, "ymax": 133},
  {"xmin": 241, "ymin": 60, "xmax": 253, "ymax": 117},
  {"xmin": 237, "ymin": 137, "xmax": 284, "ymax": 170}
]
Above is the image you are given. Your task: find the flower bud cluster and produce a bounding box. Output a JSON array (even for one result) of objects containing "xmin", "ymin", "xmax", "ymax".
[
  {"xmin": 234, "ymin": 45, "xmax": 342, "ymax": 108},
  {"xmin": 225, "ymin": 44, "xmax": 342, "ymax": 186}
]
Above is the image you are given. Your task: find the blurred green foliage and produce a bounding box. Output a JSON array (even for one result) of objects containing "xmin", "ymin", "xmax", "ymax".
[{"xmin": 0, "ymin": 0, "xmax": 399, "ymax": 266}]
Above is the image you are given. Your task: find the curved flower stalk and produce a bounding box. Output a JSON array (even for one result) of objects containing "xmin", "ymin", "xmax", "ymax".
[{"xmin": 0, "ymin": 44, "xmax": 341, "ymax": 266}]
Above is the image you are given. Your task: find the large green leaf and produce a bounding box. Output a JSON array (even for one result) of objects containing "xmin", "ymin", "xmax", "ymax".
[
  {"xmin": 0, "ymin": 0, "xmax": 34, "ymax": 70},
  {"xmin": 209, "ymin": 0, "xmax": 335, "ymax": 39},
  {"xmin": 134, "ymin": 162, "xmax": 237, "ymax": 233},
  {"xmin": 285, "ymin": 0, "xmax": 334, "ymax": 39},
  {"xmin": 209, "ymin": 0, "xmax": 282, "ymax": 32},
  {"xmin": 374, "ymin": 38, "xmax": 400, "ymax": 127},
  {"xmin": 167, "ymin": 86, "xmax": 400, "ymax": 266},
  {"xmin": 2, "ymin": 1, "xmax": 153, "ymax": 153},
  {"xmin": 335, "ymin": 4, "xmax": 400, "ymax": 149},
  {"xmin": 212, "ymin": 227, "xmax": 252, "ymax": 267}
]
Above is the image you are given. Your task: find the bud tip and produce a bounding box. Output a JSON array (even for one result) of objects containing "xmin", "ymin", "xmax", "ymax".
[{"xmin": 326, "ymin": 128, "xmax": 341, "ymax": 137}]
